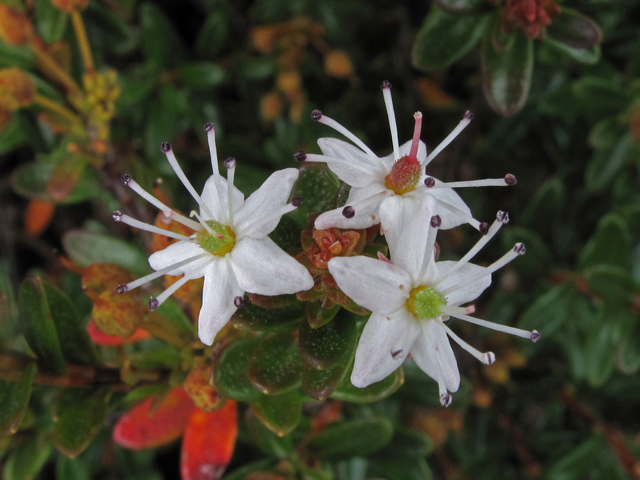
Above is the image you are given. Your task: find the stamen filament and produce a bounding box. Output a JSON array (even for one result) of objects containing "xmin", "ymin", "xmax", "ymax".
[
  {"xmin": 122, "ymin": 253, "xmax": 210, "ymax": 292},
  {"xmin": 447, "ymin": 312, "xmax": 539, "ymax": 341},
  {"xmin": 439, "ymin": 320, "xmax": 495, "ymax": 365},
  {"xmin": 150, "ymin": 259, "xmax": 214, "ymax": 310},
  {"xmin": 425, "ymin": 112, "xmax": 472, "ymax": 166},
  {"xmin": 205, "ymin": 126, "xmax": 227, "ymax": 223},
  {"xmin": 382, "ymin": 86, "xmax": 400, "ymax": 161},
  {"xmin": 431, "ymin": 178, "xmax": 508, "ymax": 188},
  {"xmin": 442, "ymin": 305, "xmax": 475, "ymax": 316},
  {"xmin": 126, "ymin": 178, "xmax": 202, "ymax": 231},
  {"xmin": 317, "ymin": 116, "xmax": 377, "ymax": 158},
  {"xmin": 409, "ymin": 112, "xmax": 423, "ymax": 160},
  {"xmin": 163, "ymin": 146, "xmax": 216, "ymax": 221},
  {"xmin": 436, "ymin": 200, "xmax": 482, "ymax": 231},
  {"xmin": 225, "ymin": 158, "xmax": 236, "ymax": 225},
  {"xmin": 416, "ymin": 216, "xmax": 439, "ymax": 284},
  {"xmin": 190, "ymin": 211, "xmax": 217, "ymax": 236},
  {"xmin": 115, "ymin": 213, "xmax": 193, "ymax": 242}
]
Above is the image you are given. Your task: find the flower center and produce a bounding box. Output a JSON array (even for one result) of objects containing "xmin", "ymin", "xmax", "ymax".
[
  {"xmin": 406, "ymin": 285, "xmax": 446, "ymax": 320},
  {"xmin": 384, "ymin": 155, "xmax": 422, "ymax": 195},
  {"xmin": 196, "ymin": 221, "xmax": 236, "ymax": 255}
]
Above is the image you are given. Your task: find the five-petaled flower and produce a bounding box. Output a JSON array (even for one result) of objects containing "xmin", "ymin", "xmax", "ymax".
[
  {"xmin": 296, "ymin": 81, "xmax": 516, "ymax": 235},
  {"xmin": 328, "ymin": 195, "xmax": 539, "ymax": 406},
  {"xmin": 113, "ymin": 122, "xmax": 313, "ymax": 345}
]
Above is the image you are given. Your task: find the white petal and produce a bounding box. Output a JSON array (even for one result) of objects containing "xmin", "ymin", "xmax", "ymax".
[
  {"xmin": 379, "ymin": 139, "xmax": 427, "ymax": 172},
  {"xmin": 328, "ymin": 256, "xmax": 411, "ymax": 314},
  {"xmin": 230, "ymin": 236, "xmax": 313, "ymax": 295},
  {"xmin": 200, "ymin": 175, "xmax": 245, "ymax": 223},
  {"xmin": 411, "ymin": 320, "xmax": 460, "ymax": 393},
  {"xmin": 314, "ymin": 186, "xmax": 389, "ymax": 230},
  {"xmin": 233, "ymin": 168, "xmax": 299, "ymax": 238},
  {"xmin": 198, "ymin": 260, "xmax": 243, "ymax": 345},
  {"xmin": 148, "ymin": 241, "xmax": 210, "ymax": 276},
  {"xmin": 350, "ymin": 310, "xmax": 420, "ymax": 388},
  {"xmin": 316, "ymin": 138, "xmax": 383, "ymax": 186},
  {"xmin": 436, "ymin": 261, "xmax": 492, "ymax": 305},
  {"xmin": 427, "ymin": 181, "xmax": 472, "ymax": 230},
  {"xmin": 381, "ymin": 194, "xmax": 438, "ymax": 282}
]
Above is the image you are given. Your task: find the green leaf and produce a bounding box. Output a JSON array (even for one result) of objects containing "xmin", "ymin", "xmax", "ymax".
[
  {"xmin": 302, "ymin": 361, "xmax": 350, "ymax": 401},
  {"xmin": 305, "ymin": 301, "xmax": 341, "ymax": 329},
  {"xmin": 63, "ymin": 230, "xmax": 150, "ymax": 276},
  {"xmin": 19, "ymin": 277, "xmax": 66, "ymax": 375},
  {"xmin": 331, "ymin": 367, "xmax": 404, "ymax": 403},
  {"xmin": 519, "ymin": 283, "xmax": 574, "ymax": 337},
  {"xmin": 139, "ymin": 2, "xmax": 187, "ymax": 71},
  {"xmin": 578, "ymin": 213, "xmax": 631, "ymax": 270},
  {"xmin": 520, "ymin": 177, "xmax": 565, "ymax": 227},
  {"xmin": 617, "ymin": 316, "xmax": 640, "ymax": 374},
  {"xmin": 0, "ymin": 116, "xmax": 30, "ymax": 155},
  {"xmin": 180, "ymin": 62, "xmax": 225, "ymax": 90},
  {"xmin": 11, "ymin": 163, "xmax": 100, "ymax": 204},
  {"xmin": 3, "ymin": 436, "xmax": 52, "ymax": 480},
  {"xmin": 434, "ymin": 0, "xmax": 493, "ymax": 15},
  {"xmin": 382, "ymin": 425, "xmax": 434, "ymax": 458},
  {"xmin": 247, "ymin": 411, "xmax": 293, "ymax": 458},
  {"xmin": 543, "ymin": 36, "xmax": 601, "ymax": 65},
  {"xmin": 547, "ymin": 8, "xmax": 602, "ymax": 50},
  {"xmin": 56, "ymin": 455, "xmax": 91, "ymax": 480},
  {"xmin": 502, "ymin": 227, "xmax": 551, "ymax": 276},
  {"xmin": 269, "ymin": 213, "xmax": 303, "ymax": 251},
  {"xmin": 250, "ymin": 390, "xmax": 302, "ymax": 437},
  {"xmin": 215, "ymin": 337, "xmax": 262, "ymax": 401},
  {"xmin": 221, "ymin": 460, "xmax": 275, "ymax": 480},
  {"xmin": 373, "ymin": 456, "xmax": 433, "ymax": 480},
  {"xmin": 0, "ymin": 42, "xmax": 36, "ymax": 69},
  {"xmin": 584, "ymin": 265, "xmax": 634, "ymax": 301},
  {"xmin": 547, "ymin": 435, "xmax": 606, "ymax": 480},
  {"xmin": 53, "ymin": 387, "xmax": 112, "ymax": 458},
  {"xmin": 35, "ymin": 0, "xmax": 68, "ymax": 43},
  {"xmin": 481, "ymin": 26, "xmax": 533, "ymax": 116},
  {"xmin": 42, "ymin": 281, "xmax": 98, "ymax": 366},
  {"xmin": 585, "ymin": 310, "xmax": 616, "ymax": 387},
  {"xmin": 84, "ymin": 2, "xmax": 138, "ymax": 54},
  {"xmin": 248, "ymin": 333, "xmax": 303, "ymax": 395},
  {"xmin": 0, "ymin": 362, "xmax": 37, "ymax": 435},
  {"xmin": 585, "ymin": 134, "xmax": 632, "ymax": 192},
  {"xmin": 308, "ymin": 417, "xmax": 393, "ymax": 460},
  {"xmin": 298, "ymin": 310, "xmax": 356, "ymax": 369},
  {"xmin": 572, "ymin": 77, "xmax": 631, "ymax": 120},
  {"xmin": 291, "ymin": 163, "xmax": 339, "ymax": 224},
  {"xmin": 195, "ymin": 10, "xmax": 230, "ymax": 59},
  {"xmin": 412, "ymin": 6, "xmax": 489, "ymax": 72},
  {"xmin": 231, "ymin": 296, "xmax": 305, "ymax": 332}
]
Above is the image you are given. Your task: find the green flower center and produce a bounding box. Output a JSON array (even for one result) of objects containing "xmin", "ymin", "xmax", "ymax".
[
  {"xmin": 195, "ymin": 221, "xmax": 236, "ymax": 256},
  {"xmin": 406, "ymin": 285, "xmax": 446, "ymax": 319}
]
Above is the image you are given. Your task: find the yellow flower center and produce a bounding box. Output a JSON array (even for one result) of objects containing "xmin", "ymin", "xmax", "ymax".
[
  {"xmin": 406, "ymin": 285, "xmax": 446, "ymax": 319},
  {"xmin": 196, "ymin": 221, "xmax": 236, "ymax": 256}
]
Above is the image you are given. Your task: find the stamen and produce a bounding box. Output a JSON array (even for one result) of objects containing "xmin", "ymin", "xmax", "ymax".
[
  {"xmin": 505, "ymin": 174, "xmax": 517, "ymax": 185},
  {"xmin": 442, "ymin": 305, "xmax": 476, "ymax": 316},
  {"xmin": 424, "ymin": 111, "xmax": 473, "ymax": 166},
  {"xmin": 436, "ymin": 200, "xmax": 482, "ymax": 231},
  {"xmin": 113, "ymin": 212, "xmax": 193, "ymax": 242},
  {"xmin": 162, "ymin": 143, "xmax": 216, "ymax": 221},
  {"xmin": 234, "ymin": 296, "xmax": 245, "ymax": 308},
  {"xmin": 391, "ymin": 349, "xmax": 403, "ymax": 359},
  {"xmin": 120, "ymin": 252, "xmax": 210, "ymax": 292},
  {"xmin": 479, "ymin": 222, "xmax": 489, "ymax": 235},
  {"xmin": 424, "ymin": 177, "xmax": 436, "ymax": 188},
  {"xmin": 447, "ymin": 312, "xmax": 540, "ymax": 342},
  {"xmin": 440, "ymin": 393, "xmax": 452, "ymax": 407},
  {"xmin": 205, "ymin": 124, "xmax": 228, "ymax": 224},
  {"xmin": 381, "ymin": 82, "xmax": 400, "ymax": 161},
  {"xmin": 293, "ymin": 151, "xmax": 307, "ymax": 162},
  {"xmin": 409, "ymin": 112, "xmax": 423, "ymax": 160},
  {"xmin": 149, "ymin": 259, "xmax": 213, "ymax": 310},
  {"xmin": 416, "ymin": 215, "xmax": 440, "ymax": 283},
  {"xmin": 433, "ymin": 213, "xmax": 507, "ymax": 286},
  {"xmin": 439, "ymin": 320, "xmax": 495, "ymax": 365},
  {"xmin": 311, "ymin": 110, "xmax": 377, "ymax": 158},
  {"xmin": 124, "ymin": 176, "xmax": 201, "ymax": 231},
  {"xmin": 430, "ymin": 178, "xmax": 511, "ymax": 188},
  {"xmin": 440, "ymin": 243, "xmax": 525, "ymax": 297},
  {"xmin": 291, "ymin": 197, "xmax": 303, "ymax": 207},
  {"xmin": 224, "ymin": 157, "xmax": 236, "ymax": 225}
]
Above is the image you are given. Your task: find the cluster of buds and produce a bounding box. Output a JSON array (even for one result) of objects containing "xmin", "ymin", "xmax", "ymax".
[{"xmin": 501, "ymin": 0, "xmax": 562, "ymax": 40}]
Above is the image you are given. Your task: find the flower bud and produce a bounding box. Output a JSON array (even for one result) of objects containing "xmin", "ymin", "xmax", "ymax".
[
  {"xmin": 260, "ymin": 91, "xmax": 282, "ymax": 122},
  {"xmin": 324, "ymin": 50, "xmax": 354, "ymax": 79},
  {"xmin": 0, "ymin": 5, "xmax": 33, "ymax": 45},
  {"xmin": 0, "ymin": 68, "xmax": 36, "ymax": 111}
]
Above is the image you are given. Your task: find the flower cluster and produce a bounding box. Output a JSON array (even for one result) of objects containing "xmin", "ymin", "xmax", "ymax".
[{"xmin": 114, "ymin": 82, "xmax": 538, "ymax": 405}]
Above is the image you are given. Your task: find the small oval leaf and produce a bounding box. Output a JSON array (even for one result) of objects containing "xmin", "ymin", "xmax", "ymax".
[
  {"xmin": 250, "ymin": 390, "xmax": 302, "ymax": 437},
  {"xmin": 248, "ymin": 334, "xmax": 303, "ymax": 395},
  {"xmin": 308, "ymin": 417, "xmax": 394, "ymax": 460},
  {"xmin": 331, "ymin": 367, "xmax": 404, "ymax": 403},
  {"xmin": 547, "ymin": 8, "xmax": 602, "ymax": 50},
  {"xmin": 298, "ymin": 310, "xmax": 356, "ymax": 369},
  {"xmin": 215, "ymin": 337, "xmax": 262, "ymax": 402},
  {"xmin": 0, "ymin": 362, "xmax": 37, "ymax": 435}
]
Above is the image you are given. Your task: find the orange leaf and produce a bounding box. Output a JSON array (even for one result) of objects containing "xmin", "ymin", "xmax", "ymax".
[
  {"xmin": 113, "ymin": 387, "xmax": 195, "ymax": 449},
  {"xmin": 86, "ymin": 319, "xmax": 150, "ymax": 346},
  {"xmin": 24, "ymin": 199, "xmax": 55, "ymax": 236},
  {"xmin": 181, "ymin": 401, "xmax": 238, "ymax": 480}
]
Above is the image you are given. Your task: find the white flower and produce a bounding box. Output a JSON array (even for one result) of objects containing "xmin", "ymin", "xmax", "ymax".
[
  {"xmin": 113, "ymin": 123, "xmax": 314, "ymax": 345},
  {"xmin": 299, "ymin": 81, "xmax": 516, "ymax": 234},
  {"xmin": 327, "ymin": 195, "xmax": 538, "ymax": 406}
]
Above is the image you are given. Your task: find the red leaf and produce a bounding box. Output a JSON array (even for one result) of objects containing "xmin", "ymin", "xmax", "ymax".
[
  {"xmin": 113, "ymin": 387, "xmax": 195, "ymax": 449},
  {"xmin": 181, "ymin": 401, "xmax": 238, "ymax": 480},
  {"xmin": 86, "ymin": 319, "xmax": 150, "ymax": 346}
]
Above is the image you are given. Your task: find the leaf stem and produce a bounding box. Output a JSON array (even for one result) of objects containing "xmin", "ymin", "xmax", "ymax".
[{"xmin": 70, "ymin": 11, "xmax": 95, "ymax": 74}]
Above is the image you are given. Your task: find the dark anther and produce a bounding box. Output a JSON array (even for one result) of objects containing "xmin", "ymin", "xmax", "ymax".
[
  {"xmin": 381, "ymin": 80, "xmax": 391, "ymax": 89},
  {"xmin": 496, "ymin": 211, "xmax": 509, "ymax": 224},
  {"xmin": 310, "ymin": 110, "xmax": 322, "ymax": 121},
  {"xmin": 479, "ymin": 222, "xmax": 489, "ymax": 235},
  {"xmin": 116, "ymin": 284, "xmax": 128, "ymax": 294},
  {"xmin": 224, "ymin": 157, "xmax": 236, "ymax": 169},
  {"xmin": 121, "ymin": 174, "xmax": 131, "ymax": 186},
  {"xmin": 234, "ymin": 296, "xmax": 246, "ymax": 308},
  {"xmin": 342, "ymin": 206, "xmax": 355, "ymax": 218},
  {"xmin": 112, "ymin": 210, "xmax": 123, "ymax": 221},
  {"xmin": 160, "ymin": 142, "xmax": 171, "ymax": 153},
  {"xmin": 293, "ymin": 151, "xmax": 307, "ymax": 162},
  {"xmin": 430, "ymin": 215, "xmax": 442, "ymax": 228},
  {"xmin": 391, "ymin": 349, "xmax": 403, "ymax": 359},
  {"xmin": 514, "ymin": 243, "xmax": 526, "ymax": 255},
  {"xmin": 291, "ymin": 197, "xmax": 303, "ymax": 207},
  {"xmin": 464, "ymin": 110, "xmax": 474, "ymax": 121},
  {"xmin": 424, "ymin": 177, "xmax": 436, "ymax": 188},
  {"xmin": 531, "ymin": 330, "xmax": 541, "ymax": 343},
  {"xmin": 149, "ymin": 297, "xmax": 159, "ymax": 311},
  {"xmin": 504, "ymin": 173, "xmax": 517, "ymax": 185},
  {"xmin": 203, "ymin": 121, "xmax": 214, "ymax": 132}
]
